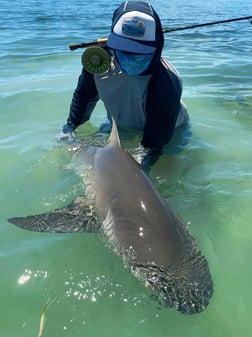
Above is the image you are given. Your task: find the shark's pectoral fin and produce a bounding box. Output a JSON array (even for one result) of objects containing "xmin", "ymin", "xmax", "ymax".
[{"xmin": 8, "ymin": 196, "xmax": 100, "ymax": 233}]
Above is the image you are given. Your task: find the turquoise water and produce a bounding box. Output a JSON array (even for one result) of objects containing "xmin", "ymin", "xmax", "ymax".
[{"xmin": 1, "ymin": 0, "xmax": 252, "ymax": 336}]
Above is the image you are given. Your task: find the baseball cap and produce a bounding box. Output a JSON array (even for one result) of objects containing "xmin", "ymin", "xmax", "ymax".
[{"xmin": 107, "ymin": 10, "xmax": 158, "ymax": 54}]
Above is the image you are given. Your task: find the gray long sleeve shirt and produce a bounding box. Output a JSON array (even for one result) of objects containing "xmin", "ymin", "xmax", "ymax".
[{"xmin": 67, "ymin": 55, "xmax": 189, "ymax": 149}]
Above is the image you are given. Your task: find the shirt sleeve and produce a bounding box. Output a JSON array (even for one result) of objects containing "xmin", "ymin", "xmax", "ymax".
[
  {"xmin": 141, "ymin": 59, "xmax": 182, "ymax": 149},
  {"xmin": 67, "ymin": 68, "xmax": 99, "ymax": 127}
]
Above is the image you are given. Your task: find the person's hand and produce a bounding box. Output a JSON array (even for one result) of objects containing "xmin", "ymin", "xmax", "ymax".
[
  {"xmin": 55, "ymin": 124, "xmax": 77, "ymax": 142},
  {"xmin": 134, "ymin": 145, "xmax": 162, "ymax": 173}
]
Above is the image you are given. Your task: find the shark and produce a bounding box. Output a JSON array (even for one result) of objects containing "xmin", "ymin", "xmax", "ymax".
[{"xmin": 8, "ymin": 119, "xmax": 213, "ymax": 315}]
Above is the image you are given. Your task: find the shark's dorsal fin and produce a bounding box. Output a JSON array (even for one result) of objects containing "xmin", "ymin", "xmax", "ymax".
[{"xmin": 108, "ymin": 117, "xmax": 121, "ymax": 148}]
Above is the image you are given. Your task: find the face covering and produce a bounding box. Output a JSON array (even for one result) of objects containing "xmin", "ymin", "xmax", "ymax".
[{"xmin": 115, "ymin": 50, "xmax": 154, "ymax": 76}]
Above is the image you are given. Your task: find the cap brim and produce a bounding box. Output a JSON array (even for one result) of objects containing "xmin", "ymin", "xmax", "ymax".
[{"xmin": 107, "ymin": 33, "xmax": 156, "ymax": 54}]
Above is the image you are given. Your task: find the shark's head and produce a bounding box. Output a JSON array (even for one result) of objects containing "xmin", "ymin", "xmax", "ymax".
[{"xmin": 133, "ymin": 246, "xmax": 213, "ymax": 315}]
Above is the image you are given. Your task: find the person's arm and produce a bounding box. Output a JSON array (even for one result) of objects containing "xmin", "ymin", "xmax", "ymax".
[
  {"xmin": 141, "ymin": 59, "xmax": 182, "ymax": 149},
  {"xmin": 56, "ymin": 68, "xmax": 99, "ymax": 141},
  {"xmin": 67, "ymin": 67, "xmax": 99, "ymax": 127}
]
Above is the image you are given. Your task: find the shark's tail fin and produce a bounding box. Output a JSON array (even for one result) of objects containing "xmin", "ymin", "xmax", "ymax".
[{"xmin": 108, "ymin": 117, "xmax": 121, "ymax": 148}]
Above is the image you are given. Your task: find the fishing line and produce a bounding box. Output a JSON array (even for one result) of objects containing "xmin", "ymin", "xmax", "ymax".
[{"xmin": 69, "ymin": 15, "xmax": 252, "ymax": 74}]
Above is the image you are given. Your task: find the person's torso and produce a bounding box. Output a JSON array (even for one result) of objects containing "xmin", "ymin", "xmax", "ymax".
[
  {"xmin": 94, "ymin": 57, "xmax": 151, "ymax": 130},
  {"xmin": 93, "ymin": 56, "xmax": 188, "ymax": 130}
]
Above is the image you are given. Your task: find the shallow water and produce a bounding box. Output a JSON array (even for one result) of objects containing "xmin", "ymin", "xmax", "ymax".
[{"xmin": 1, "ymin": 0, "xmax": 252, "ymax": 336}]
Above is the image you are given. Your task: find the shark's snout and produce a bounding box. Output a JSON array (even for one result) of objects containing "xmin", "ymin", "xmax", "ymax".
[{"xmin": 133, "ymin": 247, "xmax": 213, "ymax": 315}]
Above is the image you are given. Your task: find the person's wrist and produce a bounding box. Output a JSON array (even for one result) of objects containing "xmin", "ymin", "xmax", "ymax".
[{"xmin": 62, "ymin": 123, "xmax": 76, "ymax": 134}]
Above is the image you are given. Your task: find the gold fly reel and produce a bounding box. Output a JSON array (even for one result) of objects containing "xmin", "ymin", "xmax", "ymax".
[{"xmin": 81, "ymin": 46, "xmax": 110, "ymax": 74}]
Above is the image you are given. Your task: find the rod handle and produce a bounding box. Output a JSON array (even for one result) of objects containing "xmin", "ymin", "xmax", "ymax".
[{"xmin": 69, "ymin": 38, "xmax": 108, "ymax": 51}]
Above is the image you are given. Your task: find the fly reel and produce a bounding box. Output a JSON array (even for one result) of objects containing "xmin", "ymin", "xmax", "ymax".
[{"xmin": 81, "ymin": 46, "xmax": 111, "ymax": 74}]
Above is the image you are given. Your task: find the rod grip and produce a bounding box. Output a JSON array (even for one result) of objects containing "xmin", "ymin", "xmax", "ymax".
[
  {"xmin": 96, "ymin": 38, "xmax": 108, "ymax": 45},
  {"xmin": 69, "ymin": 43, "xmax": 85, "ymax": 51},
  {"xmin": 69, "ymin": 38, "xmax": 108, "ymax": 51}
]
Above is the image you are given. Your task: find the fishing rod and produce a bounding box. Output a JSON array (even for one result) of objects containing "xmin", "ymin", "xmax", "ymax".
[
  {"xmin": 69, "ymin": 15, "xmax": 252, "ymax": 51},
  {"xmin": 163, "ymin": 15, "xmax": 252, "ymax": 33},
  {"xmin": 69, "ymin": 15, "xmax": 252, "ymax": 74}
]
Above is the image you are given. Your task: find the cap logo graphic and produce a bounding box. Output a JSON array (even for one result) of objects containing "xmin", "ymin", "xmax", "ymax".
[{"xmin": 122, "ymin": 16, "xmax": 146, "ymax": 37}]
